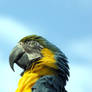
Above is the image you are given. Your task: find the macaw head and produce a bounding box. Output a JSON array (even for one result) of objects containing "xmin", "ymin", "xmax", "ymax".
[{"xmin": 9, "ymin": 35, "xmax": 69, "ymax": 83}]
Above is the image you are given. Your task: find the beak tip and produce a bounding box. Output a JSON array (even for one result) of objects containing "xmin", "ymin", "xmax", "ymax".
[
  {"xmin": 12, "ymin": 67, "xmax": 15, "ymax": 72},
  {"xmin": 9, "ymin": 60, "xmax": 15, "ymax": 72}
]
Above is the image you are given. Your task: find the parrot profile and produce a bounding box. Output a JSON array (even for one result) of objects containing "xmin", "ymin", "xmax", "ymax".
[{"xmin": 9, "ymin": 35, "xmax": 69, "ymax": 92}]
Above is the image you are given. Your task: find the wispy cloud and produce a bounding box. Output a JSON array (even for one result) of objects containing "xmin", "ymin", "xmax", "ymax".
[
  {"xmin": 0, "ymin": 16, "xmax": 33, "ymax": 44},
  {"xmin": 0, "ymin": 58, "xmax": 23, "ymax": 92},
  {"xmin": 0, "ymin": 16, "xmax": 91, "ymax": 92},
  {"xmin": 65, "ymin": 36, "xmax": 92, "ymax": 92},
  {"xmin": 66, "ymin": 65, "xmax": 92, "ymax": 92},
  {"xmin": 70, "ymin": 37, "xmax": 92, "ymax": 59},
  {"xmin": 65, "ymin": 36, "xmax": 92, "ymax": 66},
  {"xmin": 0, "ymin": 16, "xmax": 33, "ymax": 92}
]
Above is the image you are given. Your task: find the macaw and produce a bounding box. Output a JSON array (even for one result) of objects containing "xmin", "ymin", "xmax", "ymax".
[{"xmin": 9, "ymin": 35, "xmax": 69, "ymax": 92}]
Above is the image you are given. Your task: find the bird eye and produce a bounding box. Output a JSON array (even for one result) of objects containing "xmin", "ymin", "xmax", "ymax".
[{"xmin": 35, "ymin": 36, "xmax": 41, "ymax": 39}]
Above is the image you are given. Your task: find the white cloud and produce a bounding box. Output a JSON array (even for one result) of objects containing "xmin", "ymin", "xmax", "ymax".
[
  {"xmin": 0, "ymin": 16, "xmax": 91, "ymax": 92},
  {"xmin": 66, "ymin": 64, "xmax": 92, "ymax": 92},
  {"xmin": 0, "ymin": 16, "xmax": 34, "ymax": 92},
  {"xmin": 0, "ymin": 16, "xmax": 33, "ymax": 44},
  {"xmin": 71, "ymin": 37, "xmax": 92, "ymax": 57},
  {"xmin": 67, "ymin": 37, "xmax": 92, "ymax": 64},
  {"xmin": 65, "ymin": 37, "xmax": 92, "ymax": 92},
  {"xmin": 0, "ymin": 58, "xmax": 23, "ymax": 92}
]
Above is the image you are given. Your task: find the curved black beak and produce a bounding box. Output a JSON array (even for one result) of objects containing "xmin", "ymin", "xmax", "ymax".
[
  {"xmin": 9, "ymin": 46, "xmax": 25, "ymax": 71},
  {"xmin": 9, "ymin": 44, "xmax": 42, "ymax": 73}
]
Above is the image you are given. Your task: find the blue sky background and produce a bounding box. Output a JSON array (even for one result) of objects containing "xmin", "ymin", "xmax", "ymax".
[{"xmin": 0, "ymin": 0, "xmax": 92, "ymax": 92}]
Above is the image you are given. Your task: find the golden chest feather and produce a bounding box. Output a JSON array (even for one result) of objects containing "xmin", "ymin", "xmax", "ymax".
[{"xmin": 15, "ymin": 48, "xmax": 58, "ymax": 92}]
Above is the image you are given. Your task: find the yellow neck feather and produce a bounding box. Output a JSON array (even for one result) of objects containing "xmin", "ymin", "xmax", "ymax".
[{"xmin": 15, "ymin": 48, "xmax": 57, "ymax": 92}]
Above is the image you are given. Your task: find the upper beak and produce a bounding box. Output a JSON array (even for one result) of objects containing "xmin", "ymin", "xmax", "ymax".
[
  {"xmin": 9, "ymin": 45, "xmax": 29, "ymax": 71},
  {"xmin": 9, "ymin": 44, "xmax": 42, "ymax": 72}
]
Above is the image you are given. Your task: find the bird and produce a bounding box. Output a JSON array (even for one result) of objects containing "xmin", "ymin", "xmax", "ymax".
[{"xmin": 9, "ymin": 35, "xmax": 69, "ymax": 92}]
